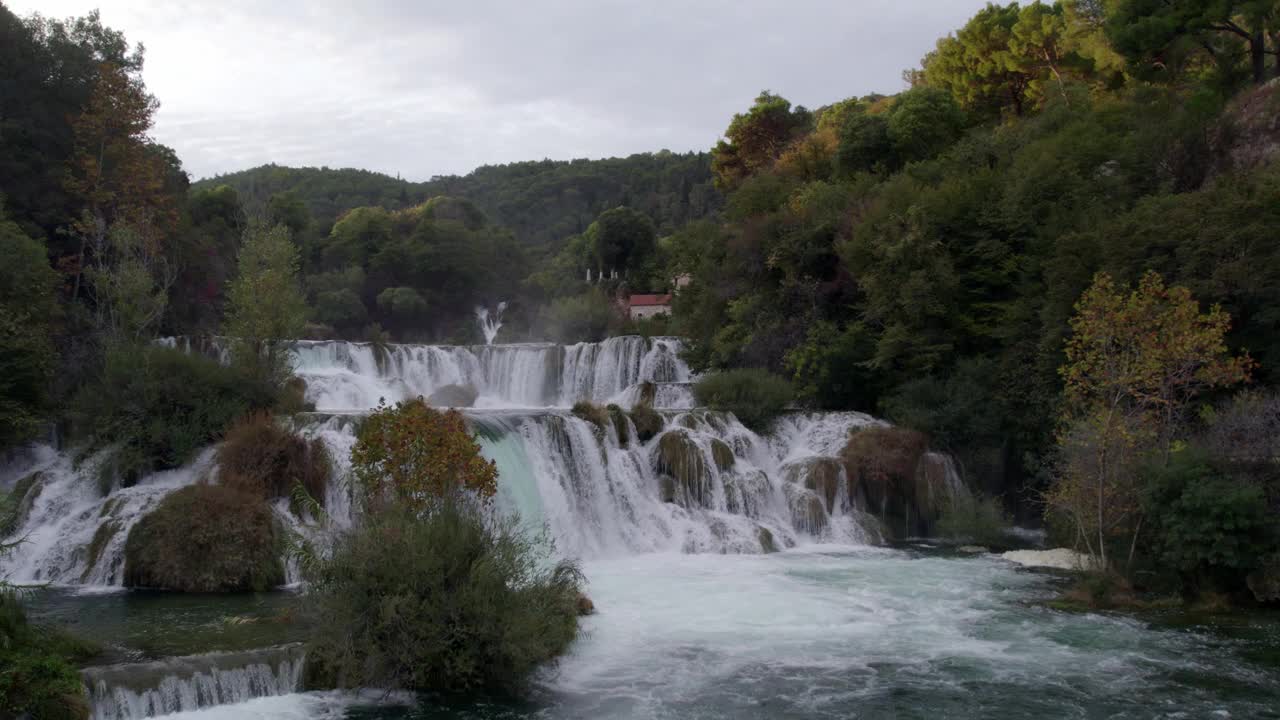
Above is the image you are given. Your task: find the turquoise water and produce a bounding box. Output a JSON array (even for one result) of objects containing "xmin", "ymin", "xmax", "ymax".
[{"xmin": 51, "ymin": 546, "xmax": 1280, "ymax": 720}]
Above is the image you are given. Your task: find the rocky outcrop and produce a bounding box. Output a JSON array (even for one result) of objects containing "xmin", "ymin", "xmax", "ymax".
[
  {"xmin": 629, "ymin": 404, "xmax": 664, "ymax": 443},
  {"xmin": 757, "ymin": 526, "xmax": 778, "ymax": 553},
  {"xmin": 606, "ymin": 404, "xmax": 630, "ymax": 446},
  {"xmin": 428, "ymin": 383, "xmax": 479, "ymax": 408}
]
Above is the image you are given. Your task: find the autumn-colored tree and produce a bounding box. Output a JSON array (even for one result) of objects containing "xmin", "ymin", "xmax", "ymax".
[
  {"xmin": 64, "ymin": 61, "xmax": 178, "ymax": 310},
  {"xmin": 711, "ymin": 91, "xmax": 812, "ymax": 190},
  {"xmin": 351, "ymin": 398, "xmax": 498, "ymax": 514},
  {"xmin": 1049, "ymin": 271, "xmax": 1252, "ymax": 568}
]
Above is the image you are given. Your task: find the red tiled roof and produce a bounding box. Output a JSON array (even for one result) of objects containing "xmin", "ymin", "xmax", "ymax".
[{"xmin": 629, "ymin": 294, "xmax": 672, "ymax": 307}]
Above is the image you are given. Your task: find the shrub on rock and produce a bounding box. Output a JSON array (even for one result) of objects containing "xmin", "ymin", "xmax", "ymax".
[
  {"xmin": 692, "ymin": 369, "xmax": 792, "ymax": 431},
  {"xmin": 124, "ymin": 484, "xmax": 285, "ymax": 592},
  {"xmin": 218, "ymin": 412, "xmax": 330, "ymax": 511},
  {"xmin": 571, "ymin": 401, "xmax": 609, "ymax": 433}
]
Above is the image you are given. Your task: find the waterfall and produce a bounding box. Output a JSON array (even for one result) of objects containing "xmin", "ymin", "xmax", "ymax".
[
  {"xmin": 83, "ymin": 645, "xmax": 305, "ymax": 720},
  {"xmin": 3, "ymin": 336, "xmax": 969, "ymax": 590},
  {"xmin": 474, "ymin": 301, "xmax": 507, "ymax": 345},
  {"xmin": 285, "ymin": 335, "xmax": 692, "ymax": 411}
]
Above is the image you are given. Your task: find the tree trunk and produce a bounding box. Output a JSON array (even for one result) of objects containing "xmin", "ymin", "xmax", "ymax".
[{"xmin": 1251, "ymin": 32, "xmax": 1266, "ymax": 84}]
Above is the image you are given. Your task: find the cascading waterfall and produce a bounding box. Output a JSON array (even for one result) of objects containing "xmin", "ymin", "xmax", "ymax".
[
  {"xmin": 283, "ymin": 335, "xmax": 693, "ymax": 411},
  {"xmin": 0, "ymin": 336, "xmax": 970, "ymax": 588},
  {"xmin": 83, "ymin": 645, "xmax": 305, "ymax": 720}
]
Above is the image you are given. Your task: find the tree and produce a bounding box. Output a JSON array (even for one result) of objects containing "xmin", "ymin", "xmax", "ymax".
[
  {"xmin": 1108, "ymin": 0, "xmax": 1280, "ymax": 84},
  {"xmin": 587, "ymin": 206, "xmax": 657, "ymax": 277},
  {"xmin": 350, "ymin": 398, "xmax": 498, "ymax": 514},
  {"xmin": 63, "ymin": 60, "xmax": 178, "ymax": 307},
  {"xmin": 924, "ymin": 3, "xmax": 1034, "ymax": 117},
  {"xmin": 711, "ymin": 91, "xmax": 811, "ymax": 190},
  {"xmin": 224, "ymin": 221, "xmax": 308, "ymax": 377},
  {"xmin": 0, "ymin": 217, "xmax": 59, "ymax": 448},
  {"xmin": 886, "ymin": 87, "xmax": 967, "ymax": 163},
  {"xmin": 1049, "ymin": 271, "xmax": 1252, "ymax": 568}
]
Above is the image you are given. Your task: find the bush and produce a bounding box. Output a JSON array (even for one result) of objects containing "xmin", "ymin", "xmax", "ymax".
[
  {"xmin": 540, "ymin": 289, "xmax": 616, "ymax": 343},
  {"xmin": 124, "ymin": 484, "xmax": 285, "ymax": 592},
  {"xmin": 351, "ymin": 398, "xmax": 498, "ymax": 513},
  {"xmin": 692, "ymin": 369, "xmax": 792, "ymax": 432},
  {"xmin": 302, "ymin": 501, "xmax": 583, "ymax": 695},
  {"xmin": 1, "ymin": 561, "xmax": 97, "ymax": 720},
  {"xmin": 0, "ymin": 645, "xmax": 89, "ymax": 720},
  {"xmin": 74, "ymin": 344, "xmax": 279, "ymax": 485},
  {"xmin": 1141, "ymin": 451, "xmax": 1279, "ymax": 596},
  {"xmin": 217, "ymin": 412, "xmax": 330, "ymax": 512},
  {"xmin": 937, "ymin": 493, "xmax": 1011, "ymax": 548}
]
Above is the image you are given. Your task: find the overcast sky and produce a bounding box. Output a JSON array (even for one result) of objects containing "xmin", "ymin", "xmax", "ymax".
[{"xmin": 11, "ymin": 1, "xmax": 989, "ymax": 181}]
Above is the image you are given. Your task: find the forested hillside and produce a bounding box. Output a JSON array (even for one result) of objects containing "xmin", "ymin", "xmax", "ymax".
[{"xmin": 194, "ymin": 152, "xmax": 720, "ymax": 249}]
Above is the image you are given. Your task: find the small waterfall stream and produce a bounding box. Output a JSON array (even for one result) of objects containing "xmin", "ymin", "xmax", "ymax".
[{"xmin": 83, "ymin": 646, "xmax": 305, "ymax": 720}]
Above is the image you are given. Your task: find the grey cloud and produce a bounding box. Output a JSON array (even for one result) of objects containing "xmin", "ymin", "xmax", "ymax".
[{"xmin": 14, "ymin": 0, "xmax": 989, "ymax": 180}]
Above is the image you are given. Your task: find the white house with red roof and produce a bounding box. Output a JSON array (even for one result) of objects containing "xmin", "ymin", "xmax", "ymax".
[{"xmin": 628, "ymin": 293, "xmax": 672, "ymax": 320}]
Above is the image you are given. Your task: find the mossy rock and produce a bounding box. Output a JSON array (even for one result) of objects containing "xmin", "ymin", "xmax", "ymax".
[
  {"xmin": 758, "ymin": 526, "xmax": 778, "ymax": 554},
  {"xmin": 629, "ymin": 404, "xmax": 664, "ymax": 443},
  {"xmin": 841, "ymin": 427, "xmax": 931, "ymax": 538},
  {"xmin": 2, "ymin": 471, "xmax": 44, "ymax": 537},
  {"xmin": 709, "ymin": 439, "xmax": 735, "ymax": 471},
  {"xmin": 124, "ymin": 484, "xmax": 285, "ymax": 592},
  {"xmin": 784, "ymin": 457, "xmax": 842, "ymax": 511},
  {"xmin": 428, "ymin": 383, "xmax": 479, "ymax": 408},
  {"xmin": 658, "ymin": 475, "xmax": 676, "ymax": 503},
  {"xmin": 606, "ymin": 404, "xmax": 630, "ymax": 447},
  {"xmin": 656, "ymin": 430, "xmax": 710, "ymax": 508},
  {"xmin": 81, "ymin": 519, "xmax": 122, "ymax": 582}
]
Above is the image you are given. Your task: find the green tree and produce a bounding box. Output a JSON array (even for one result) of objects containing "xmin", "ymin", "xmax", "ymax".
[
  {"xmin": 1108, "ymin": 0, "xmax": 1280, "ymax": 84},
  {"xmin": 225, "ymin": 221, "xmax": 307, "ymax": 379},
  {"xmin": 886, "ymin": 86, "xmax": 967, "ymax": 163},
  {"xmin": 0, "ymin": 217, "xmax": 59, "ymax": 448},
  {"xmin": 587, "ymin": 206, "xmax": 657, "ymax": 277},
  {"xmin": 925, "ymin": 3, "xmax": 1033, "ymax": 117}
]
